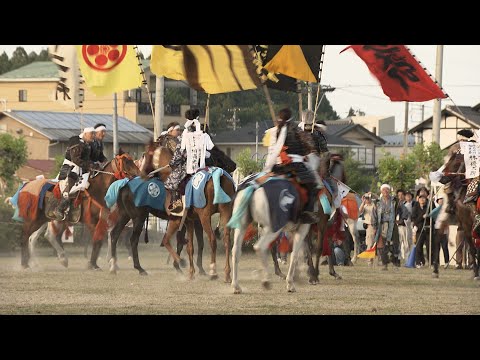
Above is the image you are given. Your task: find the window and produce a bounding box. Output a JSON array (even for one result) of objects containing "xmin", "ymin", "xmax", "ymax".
[
  {"xmin": 366, "ymin": 149, "xmax": 373, "ymax": 164},
  {"xmin": 19, "ymin": 90, "xmax": 27, "ymax": 102},
  {"xmin": 135, "ymin": 89, "xmax": 142, "ymax": 103}
]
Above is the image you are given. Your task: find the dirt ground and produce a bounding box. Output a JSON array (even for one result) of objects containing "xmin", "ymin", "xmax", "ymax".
[{"xmin": 0, "ymin": 244, "xmax": 478, "ymax": 315}]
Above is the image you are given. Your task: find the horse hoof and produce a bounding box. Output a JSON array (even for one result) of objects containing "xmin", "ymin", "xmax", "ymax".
[
  {"xmin": 262, "ymin": 281, "xmax": 271, "ymax": 290},
  {"xmin": 189, "ymin": 274, "xmax": 195, "ymax": 280},
  {"xmin": 275, "ymin": 271, "xmax": 287, "ymax": 280},
  {"xmin": 210, "ymin": 274, "xmax": 218, "ymax": 281},
  {"xmin": 233, "ymin": 287, "xmax": 242, "ymax": 294},
  {"xmin": 109, "ymin": 269, "xmax": 117, "ymax": 275},
  {"xmin": 287, "ymin": 284, "xmax": 296, "ymax": 292},
  {"xmin": 224, "ymin": 277, "xmax": 232, "ymax": 284},
  {"xmin": 308, "ymin": 279, "xmax": 318, "ymax": 285},
  {"xmin": 139, "ymin": 271, "xmax": 148, "ymax": 276},
  {"xmin": 21, "ymin": 265, "xmax": 31, "ymax": 271},
  {"xmin": 335, "ymin": 275, "xmax": 343, "ymax": 280},
  {"xmin": 179, "ymin": 258, "xmax": 187, "ymax": 268},
  {"xmin": 88, "ymin": 263, "xmax": 102, "ymax": 271},
  {"xmin": 474, "ymin": 276, "xmax": 480, "ymax": 281},
  {"xmin": 432, "ymin": 272, "xmax": 439, "ymax": 278},
  {"xmin": 59, "ymin": 257, "xmax": 68, "ymax": 268},
  {"xmin": 198, "ymin": 269, "xmax": 207, "ymax": 276}
]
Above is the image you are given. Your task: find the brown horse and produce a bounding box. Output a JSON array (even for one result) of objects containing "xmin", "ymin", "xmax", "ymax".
[
  {"xmin": 18, "ymin": 152, "xmax": 140, "ymax": 270},
  {"xmin": 110, "ymin": 143, "xmax": 235, "ymax": 282},
  {"xmin": 435, "ymin": 152, "xmax": 479, "ymax": 280}
]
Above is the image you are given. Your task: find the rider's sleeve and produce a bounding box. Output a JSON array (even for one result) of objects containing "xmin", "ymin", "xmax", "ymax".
[{"xmin": 70, "ymin": 144, "xmax": 91, "ymax": 172}]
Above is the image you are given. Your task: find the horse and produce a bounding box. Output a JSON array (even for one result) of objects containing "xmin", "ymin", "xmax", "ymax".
[
  {"xmin": 229, "ymin": 170, "xmax": 323, "ymax": 294},
  {"xmin": 434, "ymin": 151, "xmax": 479, "ymax": 280},
  {"xmin": 109, "ymin": 142, "xmax": 235, "ymax": 282},
  {"xmin": 18, "ymin": 152, "xmax": 140, "ymax": 270}
]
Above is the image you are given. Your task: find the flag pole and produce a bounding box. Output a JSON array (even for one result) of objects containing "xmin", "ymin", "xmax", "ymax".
[
  {"xmin": 312, "ymin": 45, "xmax": 326, "ymax": 133},
  {"xmin": 432, "ymin": 45, "xmax": 444, "ymax": 145},
  {"xmin": 297, "ymin": 80, "xmax": 303, "ymax": 118},
  {"xmin": 205, "ymin": 94, "xmax": 211, "ymax": 127},
  {"xmin": 113, "ymin": 93, "xmax": 119, "ymax": 155},
  {"xmin": 262, "ymin": 85, "xmax": 276, "ymax": 125},
  {"xmin": 133, "ymin": 45, "xmax": 156, "ymax": 128}
]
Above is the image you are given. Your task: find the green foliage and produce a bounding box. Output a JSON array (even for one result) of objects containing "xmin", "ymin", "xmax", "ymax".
[
  {"xmin": 165, "ymin": 87, "xmax": 189, "ymax": 105},
  {"xmin": 235, "ymin": 148, "xmax": 264, "ymax": 176},
  {"xmin": 338, "ymin": 149, "xmax": 375, "ymax": 193},
  {"xmin": 0, "ymin": 134, "xmax": 28, "ymax": 191},
  {"xmin": 0, "ymin": 188, "xmax": 22, "ymax": 251},
  {"xmin": 50, "ymin": 154, "xmax": 64, "ymax": 178},
  {"xmin": 0, "ymin": 47, "xmax": 50, "ymax": 75},
  {"xmin": 377, "ymin": 143, "xmax": 446, "ymax": 192},
  {"xmin": 408, "ymin": 142, "xmax": 446, "ymax": 179}
]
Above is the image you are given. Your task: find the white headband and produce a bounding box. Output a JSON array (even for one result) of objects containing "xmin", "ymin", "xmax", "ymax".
[
  {"xmin": 83, "ymin": 127, "xmax": 95, "ymax": 133},
  {"xmin": 167, "ymin": 125, "xmax": 181, "ymax": 133},
  {"xmin": 95, "ymin": 125, "xmax": 106, "ymax": 132},
  {"xmin": 183, "ymin": 117, "xmax": 201, "ymax": 134}
]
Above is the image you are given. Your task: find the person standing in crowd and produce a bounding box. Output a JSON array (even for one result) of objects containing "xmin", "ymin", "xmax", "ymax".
[
  {"xmin": 404, "ymin": 191, "xmax": 414, "ymax": 251},
  {"xmin": 427, "ymin": 196, "xmax": 450, "ymax": 269},
  {"xmin": 359, "ymin": 192, "xmax": 377, "ymax": 266},
  {"xmin": 411, "ymin": 194, "xmax": 430, "ymax": 267},
  {"xmin": 374, "ymin": 184, "xmax": 400, "ymax": 270},
  {"xmin": 395, "ymin": 189, "xmax": 411, "ymax": 262}
]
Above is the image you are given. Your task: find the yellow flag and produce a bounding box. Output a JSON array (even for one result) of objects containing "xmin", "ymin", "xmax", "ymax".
[
  {"xmin": 76, "ymin": 45, "xmax": 142, "ymax": 96},
  {"xmin": 150, "ymin": 45, "xmax": 186, "ymax": 80},
  {"xmin": 264, "ymin": 45, "xmax": 318, "ymax": 83},
  {"xmin": 357, "ymin": 244, "xmax": 377, "ymax": 259}
]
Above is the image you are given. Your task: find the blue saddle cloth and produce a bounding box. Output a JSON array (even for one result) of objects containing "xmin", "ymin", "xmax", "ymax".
[
  {"xmin": 127, "ymin": 177, "xmax": 166, "ymax": 211},
  {"xmin": 105, "ymin": 178, "xmax": 130, "ymax": 208},
  {"xmin": 105, "ymin": 177, "xmax": 166, "ymax": 211},
  {"xmin": 185, "ymin": 167, "xmax": 235, "ymax": 209}
]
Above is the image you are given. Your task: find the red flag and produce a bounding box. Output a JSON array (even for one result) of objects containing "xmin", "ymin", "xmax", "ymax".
[{"xmin": 342, "ymin": 45, "xmax": 447, "ymax": 102}]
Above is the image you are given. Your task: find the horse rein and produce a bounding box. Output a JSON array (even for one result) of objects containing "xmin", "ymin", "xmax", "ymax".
[{"xmin": 91, "ymin": 154, "xmax": 134, "ymax": 179}]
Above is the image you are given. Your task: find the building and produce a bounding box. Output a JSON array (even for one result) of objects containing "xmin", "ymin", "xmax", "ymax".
[
  {"xmin": 408, "ymin": 103, "xmax": 480, "ymax": 149},
  {"xmin": 0, "ymin": 110, "xmax": 153, "ymax": 161},
  {"xmin": 375, "ymin": 133, "xmax": 416, "ymax": 164},
  {"xmin": 325, "ymin": 119, "xmax": 386, "ymax": 168},
  {"xmin": 0, "ymin": 60, "xmax": 193, "ymax": 132},
  {"xmin": 347, "ymin": 115, "xmax": 396, "ymax": 136},
  {"xmin": 212, "ymin": 120, "xmax": 367, "ymax": 166}
]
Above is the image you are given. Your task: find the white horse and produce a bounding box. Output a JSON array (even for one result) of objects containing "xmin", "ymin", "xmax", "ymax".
[
  {"xmin": 4, "ymin": 197, "xmax": 68, "ymax": 268},
  {"xmin": 230, "ymin": 182, "xmax": 313, "ymax": 294}
]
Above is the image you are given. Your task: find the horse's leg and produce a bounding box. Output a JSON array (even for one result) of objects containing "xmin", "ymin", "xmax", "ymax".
[
  {"xmin": 197, "ymin": 210, "xmax": 218, "ymax": 280},
  {"xmin": 28, "ymin": 222, "xmax": 47, "ymax": 267},
  {"xmin": 46, "ymin": 221, "xmax": 68, "ymax": 268},
  {"xmin": 431, "ymin": 228, "xmax": 442, "ymax": 278},
  {"xmin": 304, "ymin": 228, "xmax": 317, "ymax": 284},
  {"xmin": 219, "ymin": 203, "xmax": 233, "ymax": 283},
  {"xmin": 162, "ymin": 219, "xmax": 184, "ymax": 267},
  {"xmin": 271, "ymin": 241, "xmax": 286, "ymax": 279},
  {"xmin": 22, "ymin": 219, "xmax": 45, "ymax": 269},
  {"xmin": 313, "ymin": 222, "xmax": 326, "ymax": 284},
  {"xmin": 465, "ymin": 235, "xmax": 480, "ymax": 280},
  {"xmin": 254, "ymin": 227, "xmax": 281, "ymax": 290},
  {"xmin": 328, "ymin": 237, "xmax": 342, "ymax": 279},
  {"xmin": 173, "ymin": 225, "xmax": 186, "ymax": 273},
  {"xmin": 194, "ymin": 220, "xmax": 206, "ymax": 275},
  {"xmin": 347, "ymin": 219, "xmax": 358, "ymax": 263},
  {"xmin": 109, "ymin": 213, "xmax": 130, "ymax": 274},
  {"xmin": 130, "ymin": 215, "xmax": 148, "ymax": 275},
  {"xmin": 185, "ymin": 220, "xmax": 195, "ymax": 280},
  {"xmin": 88, "ymin": 235, "xmax": 103, "ymax": 270},
  {"xmin": 286, "ymin": 224, "xmax": 310, "ymax": 292}
]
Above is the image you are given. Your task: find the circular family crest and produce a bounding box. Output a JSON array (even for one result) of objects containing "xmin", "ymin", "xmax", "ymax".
[
  {"xmin": 81, "ymin": 45, "xmax": 128, "ymax": 71},
  {"xmin": 147, "ymin": 182, "xmax": 160, "ymax": 198}
]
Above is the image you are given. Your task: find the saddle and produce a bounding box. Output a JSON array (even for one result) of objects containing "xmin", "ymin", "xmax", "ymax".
[{"xmin": 44, "ymin": 191, "xmax": 82, "ymax": 223}]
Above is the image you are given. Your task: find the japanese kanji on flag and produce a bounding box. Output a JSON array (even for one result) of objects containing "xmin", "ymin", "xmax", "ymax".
[{"xmin": 342, "ymin": 45, "xmax": 447, "ymax": 102}]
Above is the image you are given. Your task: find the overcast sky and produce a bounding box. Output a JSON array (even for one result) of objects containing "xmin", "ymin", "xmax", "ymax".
[{"xmin": 2, "ymin": 45, "xmax": 479, "ymax": 133}]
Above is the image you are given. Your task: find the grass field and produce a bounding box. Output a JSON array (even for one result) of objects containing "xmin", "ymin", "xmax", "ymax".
[{"xmin": 0, "ymin": 244, "xmax": 478, "ymax": 315}]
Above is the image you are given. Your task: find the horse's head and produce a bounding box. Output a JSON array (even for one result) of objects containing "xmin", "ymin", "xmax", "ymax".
[
  {"xmin": 441, "ymin": 144, "xmax": 464, "ymax": 184},
  {"xmin": 140, "ymin": 139, "xmax": 173, "ymax": 180},
  {"xmin": 111, "ymin": 151, "xmax": 141, "ymax": 180}
]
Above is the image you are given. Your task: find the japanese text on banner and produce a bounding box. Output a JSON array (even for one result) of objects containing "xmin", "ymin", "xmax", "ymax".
[{"xmin": 459, "ymin": 141, "xmax": 480, "ymax": 179}]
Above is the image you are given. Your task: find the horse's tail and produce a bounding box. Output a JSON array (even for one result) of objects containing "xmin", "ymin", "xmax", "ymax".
[{"xmin": 227, "ymin": 185, "xmax": 256, "ymax": 229}]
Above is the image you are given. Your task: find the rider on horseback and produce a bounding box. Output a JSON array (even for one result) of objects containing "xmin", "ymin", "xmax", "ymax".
[
  {"xmin": 264, "ymin": 108, "xmax": 321, "ymax": 224},
  {"xmin": 90, "ymin": 123, "xmax": 108, "ymax": 168},
  {"xmin": 54, "ymin": 127, "xmax": 95, "ymax": 220},
  {"xmin": 298, "ymin": 110, "xmax": 338, "ymax": 202}
]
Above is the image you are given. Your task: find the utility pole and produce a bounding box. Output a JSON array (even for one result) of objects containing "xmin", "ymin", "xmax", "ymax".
[
  {"xmin": 255, "ymin": 121, "xmax": 259, "ymax": 162},
  {"xmin": 432, "ymin": 45, "xmax": 444, "ymax": 144},
  {"xmin": 154, "ymin": 76, "xmax": 164, "ymax": 139},
  {"xmin": 307, "ymin": 82, "xmax": 313, "ymax": 111},
  {"xmin": 297, "ymin": 81, "xmax": 303, "ymax": 117},
  {"xmin": 113, "ymin": 93, "xmax": 119, "ymax": 156},
  {"xmin": 403, "ymin": 102, "xmax": 409, "ymax": 157},
  {"xmin": 421, "ymin": 104, "xmax": 425, "ymax": 121}
]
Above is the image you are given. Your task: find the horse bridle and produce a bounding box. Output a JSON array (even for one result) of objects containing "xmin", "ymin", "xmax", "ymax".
[{"xmin": 91, "ymin": 153, "xmax": 134, "ymax": 180}]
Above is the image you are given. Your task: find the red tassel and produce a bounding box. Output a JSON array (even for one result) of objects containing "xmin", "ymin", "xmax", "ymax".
[
  {"xmin": 243, "ymin": 223, "xmax": 257, "ymax": 243},
  {"xmin": 53, "ymin": 183, "xmax": 62, "ymax": 199}
]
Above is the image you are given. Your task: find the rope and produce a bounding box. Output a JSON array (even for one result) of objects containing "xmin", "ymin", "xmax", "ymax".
[
  {"xmin": 312, "ymin": 45, "xmax": 326, "ymax": 133},
  {"xmin": 133, "ymin": 45, "xmax": 155, "ymax": 122}
]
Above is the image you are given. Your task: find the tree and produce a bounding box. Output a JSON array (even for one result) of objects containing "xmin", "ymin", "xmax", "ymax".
[
  {"xmin": 235, "ymin": 148, "xmax": 263, "ymax": 177},
  {"xmin": 377, "ymin": 151, "xmax": 417, "ymax": 191},
  {"xmin": 0, "ymin": 134, "xmax": 28, "ymax": 193},
  {"xmin": 37, "ymin": 49, "xmax": 49, "ymax": 61},
  {"xmin": 0, "ymin": 51, "xmax": 11, "ymax": 75},
  {"xmin": 347, "ymin": 107, "xmax": 356, "ymax": 117},
  {"xmin": 339, "ymin": 149, "xmax": 375, "ymax": 193},
  {"xmin": 10, "ymin": 47, "xmax": 29, "ymax": 71},
  {"xmin": 407, "ymin": 142, "xmax": 445, "ymax": 180},
  {"xmin": 28, "ymin": 51, "xmax": 37, "ymax": 63},
  {"xmin": 50, "ymin": 154, "xmax": 64, "ymax": 178}
]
